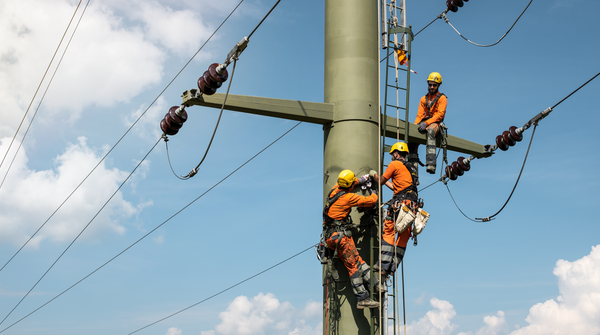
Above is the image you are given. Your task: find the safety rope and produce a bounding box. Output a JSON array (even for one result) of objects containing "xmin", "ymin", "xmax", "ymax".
[
  {"xmin": 442, "ymin": 0, "xmax": 533, "ymax": 47},
  {"xmin": 401, "ymin": 260, "xmax": 407, "ymax": 335},
  {"xmin": 0, "ymin": 122, "xmax": 302, "ymax": 334}
]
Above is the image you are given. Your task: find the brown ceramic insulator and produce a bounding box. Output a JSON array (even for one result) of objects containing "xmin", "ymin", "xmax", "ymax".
[
  {"xmin": 496, "ymin": 135, "xmax": 509, "ymax": 151},
  {"xmin": 208, "ymin": 63, "xmax": 228, "ymax": 83},
  {"xmin": 160, "ymin": 119, "xmax": 179, "ymax": 135},
  {"xmin": 509, "ymin": 126, "xmax": 523, "ymax": 142},
  {"xmin": 451, "ymin": 161, "xmax": 464, "ymax": 176},
  {"xmin": 457, "ymin": 156, "xmax": 470, "ymax": 172},
  {"xmin": 197, "ymin": 75, "xmax": 217, "ymax": 95}
]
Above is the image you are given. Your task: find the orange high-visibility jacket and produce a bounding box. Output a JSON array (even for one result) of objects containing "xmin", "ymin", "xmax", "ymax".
[
  {"xmin": 326, "ymin": 184, "xmax": 378, "ymax": 221},
  {"xmin": 414, "ymin": 92, "xmax": 447, "ymax": 126},
  {"xmin": 381, "ymin": 161, "xmax": 412, "ymax": 195}
]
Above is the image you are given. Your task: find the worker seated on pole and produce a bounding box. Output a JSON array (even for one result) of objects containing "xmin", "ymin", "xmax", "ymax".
[
  {"xmin": 370, "ymin": 142, "xmax": 419, "ymax": 281},
  {"xmin": 323, "ymin": 169, "xmax": 381, "ymax": 309},
  {"xmin": 411, "ymin": 72, "xmax": 447, "ymax": 174}
]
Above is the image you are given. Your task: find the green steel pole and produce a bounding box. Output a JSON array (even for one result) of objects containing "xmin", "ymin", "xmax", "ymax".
[{"xmin": 323, "ymin": 0, "xmax": 380, "ymax": 334}]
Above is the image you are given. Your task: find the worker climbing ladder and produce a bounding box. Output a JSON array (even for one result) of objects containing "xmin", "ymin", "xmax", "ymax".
[{"xmin": 379, "ymin": 1, "xmax": 413, "ymax": 334}]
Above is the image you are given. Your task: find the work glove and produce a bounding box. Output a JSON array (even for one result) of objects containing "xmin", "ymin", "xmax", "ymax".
[
  {"xmin": 370, "ymin": 188, "xmax": 377, "ymax": 195},
  {"xmin": 359, "ymin": 174, "xmax": 370, "ymax": 185},
  {"xmin": 418, "ymin": 122, "xmax": 427, "ymax": 133},
  {"xmin": 369, "ymin": 170, "xmax": 377, "ymax": 178}
]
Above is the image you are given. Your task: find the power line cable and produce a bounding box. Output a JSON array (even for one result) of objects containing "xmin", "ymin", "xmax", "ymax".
[
  {"xmin": 442, "ymin": 0, "xmax": 533, "ymax": 47},
  {"xmin": 0, "ymin": 0, "xmax": 246, "ymax": 275},
  {"xmin": 0, "ymin": 122, "xmax": 301, "ymax": 333},
  {"xmin": 414, "ymin": 14, "xmax": 443, "ymax": 38},
  {"xmin": 127, "ymin": 243, "xmax": 314, "ymax": 335},
  {"xmin": 0, "ymin": 0, "xmax": 92, "ymax": 191},
  {"xmin": 0, "ymin": 0, "xmax": 84, "ymax": 172},
  {"xmin": 0, "ymin": 138, "xmax": 161, "ymax": 327},
  {"xmin": 552, "ymin": 71, "xmax": 600, "ymax": 110},
  {"xmin": 474, "ymin": 125, "xmax": 537, "ymax": 221},
  {"xmin": 168, "ymin": 0, "xmax": 284, "ymax": 179},
  {"xmin": 442, "ymin": 71, "xmax": 600, "ymax": 221},
  {"xmin": 248, "ymin": 0, "xmax": 282, "ymax": 39},
  {"xmin": 173, "ymin": 59, "xmax": 238, "ymax": 180}
]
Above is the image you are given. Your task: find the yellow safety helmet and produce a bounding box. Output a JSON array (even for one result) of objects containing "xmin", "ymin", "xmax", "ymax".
[
  {"xmin": 427, "ymin": 72, "xmax": 442, "ymax": 84},
  {"xmin": 337, "ymin": 169, "xmax": 357, "ymax": 188},
  {"xmin": 390, "ymin": 142, "xmax": 409, "ymax": 155}
]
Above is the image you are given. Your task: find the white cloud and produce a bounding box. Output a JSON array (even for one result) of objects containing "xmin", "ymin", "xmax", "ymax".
[
  {"xmin": 0, "ymin": 136, "xmax": 145, "ymax": 248},
  {"xmin": 405, "ymin": 298, "xmax": 459, "ymax": 335},
  {"xmin": 476, "ymin": 311, "xmax": 507, "ymax": 335},
  {"xmin": 509, "ymin": 245, "xmax": 600, "ymax": 335},
  {"xmin": 165, "ymin": 327, "xmax": 182, "ymax": 335},
  {"xmin": 204, "ymin": 293, "xmax": 321, "ymax": 335},
  {"xmin": 126, "ymin": 96, "xmax": 169, "ymax": 141},
  {"xmin": 132, "ymin": 0, "xmax": 212, "ymax": 57},
  {"xmin": 0, "ymin": 0, "xmax": 166, "ymax": 126}
]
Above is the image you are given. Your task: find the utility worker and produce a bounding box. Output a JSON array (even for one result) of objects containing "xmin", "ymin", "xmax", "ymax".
[
  {"xmin": 413, "ymin": 72, "xmax": 447, "ymax": 174},
  {"xmin": 371, "ymin": 142, "xmax": 418, "ymax": 281},
  {"xmin": 323, "ymin": 169, "xmax": 381, "ymax": 309}
]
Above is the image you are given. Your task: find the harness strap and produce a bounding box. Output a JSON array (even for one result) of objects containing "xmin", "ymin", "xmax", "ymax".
[{"xmin": 424, "ymin": 92, "xmax": 446, "ymax": 119}]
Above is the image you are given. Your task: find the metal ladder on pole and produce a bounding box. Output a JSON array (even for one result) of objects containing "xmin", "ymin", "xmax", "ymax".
[{"xmin": 379, "ymin": 0, "xmax": 413, "ymax": 334}]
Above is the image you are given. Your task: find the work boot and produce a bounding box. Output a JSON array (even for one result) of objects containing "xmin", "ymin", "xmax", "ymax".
[
  {"xmin": 426, "ymin": 164, "xmax": 436, "ymax": 174},
  {"xmin": 357, "ymin": 298, "xmax": 379, "ymax": 309}
]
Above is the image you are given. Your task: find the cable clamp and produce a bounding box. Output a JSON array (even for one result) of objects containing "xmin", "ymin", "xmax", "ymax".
[
  {"xmin": 219, "ymin": 36, "xmax": 249, "ymax": 72},
  {"xmin": 182, "ymin": 167, "xmax": 198, "ymax": 179},
  {"xmin": 483, "ymin": 144, "xmax": 496, "ymax": 155},
  {"xmin": 161, "ymin": 133, "xmax": 169, "ymax": 142}
]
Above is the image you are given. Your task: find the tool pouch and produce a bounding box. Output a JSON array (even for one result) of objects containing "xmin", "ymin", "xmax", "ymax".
[
  {"xmin": 412, "ymin": 208, "xmax": 430, "ymax": 236},
  {"xmin": 394, "ymin": 204, "xmax": 416, "ymax": 233}
]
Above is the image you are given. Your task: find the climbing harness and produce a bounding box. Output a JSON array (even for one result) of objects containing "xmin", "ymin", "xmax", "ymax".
[{"xmin": 423, "ymin": 92, "xmax": 445, "ymax": 119}]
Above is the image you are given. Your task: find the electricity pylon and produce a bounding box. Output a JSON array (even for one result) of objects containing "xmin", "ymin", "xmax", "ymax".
[{"xmin": 181, "ymin": 0, "xmax": 489, "ymax": 333}]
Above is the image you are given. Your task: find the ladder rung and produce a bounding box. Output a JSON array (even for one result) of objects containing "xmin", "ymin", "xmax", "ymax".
[
  {"xmin": 385, "ymin": 104, "xmax": 406, "ymax": 110},
  {"xmin": 387, "ymin": 65, "xmax": 408, "ymax": 72},
  {"xmin": 386, "ymin": 84, "xmax": 407, "ymax": 91}
]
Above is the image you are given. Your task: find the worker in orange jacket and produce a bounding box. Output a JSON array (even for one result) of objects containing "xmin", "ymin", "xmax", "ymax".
[
  {"xmin": 413, "ymin": 72, "xmax": 447, "ymax": 174},
  {"xmin": 371, "ymin": 142, "xmax": 418, "ymax": 280},
  {"xmin": 323, "ymin": 169, "xmax": 380, "ymax": 309}
]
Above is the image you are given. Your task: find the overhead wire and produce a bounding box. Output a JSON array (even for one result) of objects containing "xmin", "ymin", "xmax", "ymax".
[
  {"xmin": 167, "ymin": 0, "xmax": 283, "ymax": 179},
  {"xmin": 0, "ymin": 0, "xmax": 85, "ymax": 176},
  {"xmin": 442, "ymin": 71, "xmax": 599, "ymax": 222},
  {"xmin": 167, "ymin": 59, "xmax": 238, "ymax": 180},
  {"xmin": 248, "ymin": 0, "xmax": 282, "ymax": 39},
  {"xmin": 0, "ymin": 0, "xmax": 246, "ymax": 275},
  {"xmin": 0, "ymin": 0, "xmax": 92, "ymax": 192},
  {"xmin": 0, "ymin": 138, "xmax": 162, "ymax": 327},
  {"xmin": 127, "ymin": 243, "xmax": 314, "ymax": 335},
  {"xmin": 0, "ymin": 122, "xmax": 302, "ymax": 333},
  {"xmin": 442, "ymin": 0, "xmax": 533, "ymax": 47}
]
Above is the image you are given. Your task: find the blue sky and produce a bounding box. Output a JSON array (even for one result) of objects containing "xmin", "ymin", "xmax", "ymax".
[{"xmin": 1, "ymin": 0, "xmax": 599, "ymax": 334}]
